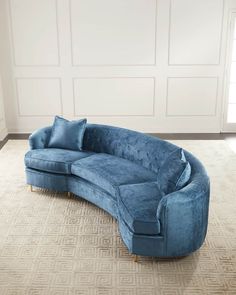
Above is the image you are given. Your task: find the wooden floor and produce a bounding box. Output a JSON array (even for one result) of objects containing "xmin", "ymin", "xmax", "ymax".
[{"xmin": 1, "ymin": 133, "xmax": 236, "ymax": 152}]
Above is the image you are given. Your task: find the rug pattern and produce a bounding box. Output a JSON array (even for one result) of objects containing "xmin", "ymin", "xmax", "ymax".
[{"xmin": 0, "ymin": 140, "xmax": 235, "ymax": 295}]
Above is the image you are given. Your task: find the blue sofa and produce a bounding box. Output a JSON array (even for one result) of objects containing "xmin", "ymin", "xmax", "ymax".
[{"xmin": 25, "ymin": 124, "xmax": 210, "ymax": 258}]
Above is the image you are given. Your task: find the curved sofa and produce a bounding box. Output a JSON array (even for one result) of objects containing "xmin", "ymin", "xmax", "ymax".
[{"xmin": 25, "ymin": 124, "xmax": 210, "ymax": 258}]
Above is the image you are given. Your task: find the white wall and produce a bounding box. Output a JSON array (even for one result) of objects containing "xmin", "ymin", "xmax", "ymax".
[
  {"xmin": 0, "ymin": 77, "xmax": 7, "ymax": 140},
  {"xmin": 0, "ymin": 0, "xmax": 234, "ymax": 133},
  {"xmin": 0, "ymin": 1, "xmax": 8, "ymax": 140}
]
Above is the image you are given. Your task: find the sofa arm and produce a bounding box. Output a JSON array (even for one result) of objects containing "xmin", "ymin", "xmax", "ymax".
[
  {"xmin": 156, "ymin": 180, "xmax": 210, "ymax": 257},
  {"xmin": 29, "ymin": 126, "xmax": 52, "ymax": 150}
]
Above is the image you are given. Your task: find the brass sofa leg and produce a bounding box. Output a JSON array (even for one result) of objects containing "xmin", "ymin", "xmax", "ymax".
[
  {"xmin": 68, "ymin": 192, "xmax": 71, "ymax": 197},
  {"xmin": 29, "ymin": 185, "xmax": 33, "ymax": 192},
  {"xmin": 133, "ymin": 255, "xmax": 139, "ymax": 262}
]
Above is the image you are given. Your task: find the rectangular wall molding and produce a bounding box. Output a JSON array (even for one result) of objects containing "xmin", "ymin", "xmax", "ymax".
[
  {"xmin": 70, "ymin": 0, "xmax": 157, "ymax": 66},
  {"xmin": 73, "ymin": 77, "xmax": 155, "ymax": 116},
  {"xmin": 166, "ymin": 77, "xmax": 218, "ymax": 117},
  {"xmin": 168, "ymin": 0, "xmax": 224, "ymax": 65},
  {"xmin": 15, "ymin": 78, "xmax": 63, "ymax": 117},
  {"xmin": 9, "ymin": 0, "xmax": 60, "ymax": 66}
]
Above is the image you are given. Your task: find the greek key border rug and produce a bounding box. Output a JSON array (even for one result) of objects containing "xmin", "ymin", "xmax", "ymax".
[{"xmin": 0, "ymin": 140, "xmax": 235, "ymax": 295}]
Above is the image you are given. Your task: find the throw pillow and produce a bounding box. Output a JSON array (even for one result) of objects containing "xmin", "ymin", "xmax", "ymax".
[
  {"xmin": 48, "ymin": 116, "xmax": 87, "ymax": 151},
  {"xmin": 158, "ymin": 148, "xmax": 191, "ymax": 195}
]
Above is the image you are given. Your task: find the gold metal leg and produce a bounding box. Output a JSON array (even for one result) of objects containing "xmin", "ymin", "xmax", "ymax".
[
  {"xmin": 29, "ymin": 185, "xmax": 33, "ymax": 192},
  {"xmin": 133, "ymin": 255, "xmax": 139, "ymax": 262},
  {"xmin": 67, "ymin": 192, "xmax": 71, "ymax": 197}
]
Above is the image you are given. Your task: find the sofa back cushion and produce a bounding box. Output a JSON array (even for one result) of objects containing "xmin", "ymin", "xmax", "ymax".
[
  {"xmin": 157, "ymin": 149, "xmax": 191, "ymax": 195},
  {"xmin": 83, "ymin": 124, "xmax": 178, "ymax": 173},
  {"xmin": 48, "ymin": 116, "xmax": 87, "ymax": 151}
]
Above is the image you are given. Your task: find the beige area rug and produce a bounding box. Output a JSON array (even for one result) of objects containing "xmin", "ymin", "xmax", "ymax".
[{"xmin": 0, "ymin": 140, "xmax": 235, "ymax": 295}]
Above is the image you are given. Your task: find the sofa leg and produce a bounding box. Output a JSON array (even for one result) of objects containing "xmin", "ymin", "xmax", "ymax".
[
  {"xmin": 29, "ymin": 185, "xmax": 33, "ymax": 192},
  {"xmin": 67, "ymin": 192, "xmax": 71, "ymax": 197},
  {"xmin": 133, "ymin": 255, "xmax": 139, "ymax": 262}
]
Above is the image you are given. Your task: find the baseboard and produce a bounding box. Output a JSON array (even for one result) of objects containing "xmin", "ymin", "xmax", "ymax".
[
  {"xmin": 8, "ymin": 133, "xmax": 30, "ymax": 140},
  {"xmin": 1, "ymin": 132, "xmax": 235, "ymax": 151},
  {"xmin": 4, "ymin": 131, "xmax": 236, "ymax": 141},
  {"xmin": 0, "ymin": 132, "xmax": 30, "ymax": 150}
]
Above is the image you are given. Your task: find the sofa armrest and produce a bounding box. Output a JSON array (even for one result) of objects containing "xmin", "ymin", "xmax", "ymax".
[
  {"xmin": 156, "ymin": 177, "xmax": 210, "ymax": 256},
  {"xmin": 29, "ymin": 126, "xmax": 52, "ymax": 150}
]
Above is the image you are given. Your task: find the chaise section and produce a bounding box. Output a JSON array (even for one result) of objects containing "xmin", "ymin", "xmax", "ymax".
[
  {"xmin": 71, "ymin": 153, "xmax": 157, "ymax": 196},
  {"xmin": 25, "ymin": 148, "xmax": 94, "ymax": 175},
  {"xmin": 118, "ymin": 182, "xmax": 163, "ymax": 235}
]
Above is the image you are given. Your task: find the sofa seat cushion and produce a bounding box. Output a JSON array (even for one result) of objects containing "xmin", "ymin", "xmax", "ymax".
[
  {"xmin": 71, "ymin": 153, "xmax": 157, "ymax": 196},
  {"xmin": 118, "ymin": 182, "xmax": 163, "ymax": 235},
  {"xmin": 25, "ymin": 148, "xmax": 94, "ymax": 175}
]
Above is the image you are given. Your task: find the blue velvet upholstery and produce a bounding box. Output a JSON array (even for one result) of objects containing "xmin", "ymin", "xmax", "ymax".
[
  {"xmin": 71, "ymin": 153, "xmax": 156, "ymax": 196},
  {"xmin": 26, "ymin": 167, "xmax": 69, "ymax": 192},
  {"xmin": 82, "ymin": 124, "xmax": 178, "ymax": 173},
  {"xmin": 25, "ymin": 123, "xmax": 210, "ymax": 258},
  {"xmin": 29, "ymin": 126, "xmax": 52, "ymax": 150},
  {"xmin": 156, "ymin": 152, "xmax": 210, "ymax": 256},
  {"xmin": 118, "ymin": 182, "xmax": 162, "ymax": 235},
  {"xmin": 25, "ymin": 148, "xmax": 94, "ymax": 175},
  {"xmin": 48, "ymin": 116, "xmax": 87, "ymax": 151},
  {"xmin": 157, "ymin": 148, "xmax": 191, "ymax": 195},
  {"xmin": 26, "ymin": 168, "xmax": 118, "ymax": 218}
]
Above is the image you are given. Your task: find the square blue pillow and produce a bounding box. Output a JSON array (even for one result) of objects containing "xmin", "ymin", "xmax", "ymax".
[
  {"xmin": 48, "ymin": 116, "xmax": 87, "ymax": 151},
  {"xmin": 157, "ymin": 148, "xmax": 191, "ymax": 195}
]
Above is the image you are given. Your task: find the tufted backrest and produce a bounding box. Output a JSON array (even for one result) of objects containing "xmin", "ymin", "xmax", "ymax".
[{"xmin": 83, "ymin": 124, "xmax": 178, "ymax": 174}]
